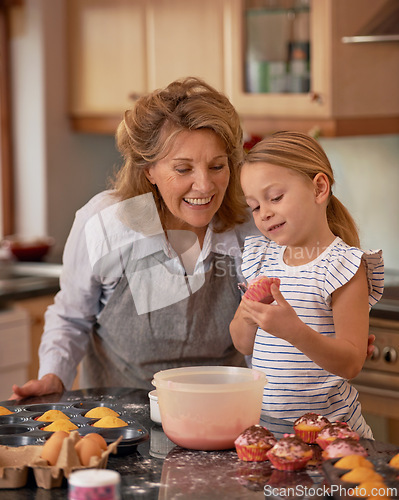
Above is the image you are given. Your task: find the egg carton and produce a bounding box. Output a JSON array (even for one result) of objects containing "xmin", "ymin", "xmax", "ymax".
[{"xmin": 0, "ymin": 401, "xmax": 149, "ymax": 454}]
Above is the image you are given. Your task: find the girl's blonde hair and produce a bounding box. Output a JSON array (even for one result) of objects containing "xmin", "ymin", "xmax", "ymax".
[
  {"xmin": 244, "ymin": 131, "xmax": 360, "ymax": 247},
  {"xmin": 111, "ymin": 77, "xmax": 249, "ymax": 232}
]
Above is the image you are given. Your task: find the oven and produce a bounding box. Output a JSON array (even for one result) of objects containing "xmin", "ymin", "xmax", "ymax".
[{"xmin": 351, "ymin": 270, "xmax": 399, "ymax": 445}]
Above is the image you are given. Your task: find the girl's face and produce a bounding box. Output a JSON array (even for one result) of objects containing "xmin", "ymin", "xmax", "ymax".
[
  {"xmin": 240, "ymin": 161, "xmax": 326, "ymax": 249},
  {"xmin": 145, "ymin": 129, "xmax": 230, "ymax": 239}
]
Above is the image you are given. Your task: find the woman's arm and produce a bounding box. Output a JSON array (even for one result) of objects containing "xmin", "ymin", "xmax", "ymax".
[{"xmin": 239, "ymin": 266, "xmax": 369, "ymax": 379}]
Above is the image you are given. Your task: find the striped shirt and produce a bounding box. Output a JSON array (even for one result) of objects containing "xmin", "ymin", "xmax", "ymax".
[{"xmin": 242, "ymin": 236, "xmax": 384, "ymax": 438}]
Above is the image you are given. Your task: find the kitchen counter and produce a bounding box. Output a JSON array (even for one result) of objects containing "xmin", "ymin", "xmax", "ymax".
[
  {"xmin": 1, "ymin": 388, "xmax": 399, "ymax": 500},
  {"xmin": 0, "ymin": 262, "xmax": 61, "ymax": 306}
]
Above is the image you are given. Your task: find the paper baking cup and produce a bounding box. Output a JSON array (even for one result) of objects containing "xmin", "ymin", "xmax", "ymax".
[
  {"xmin": 235, "ymin": 444, "xmax": 270, "ymax": 462},
  {"xmin": 294, "ymin": 428, "xmax": 320, "ymax": 444},
  {"xmin": 267, "ymin": 453, "xmax": 312, "ymax": 471}
]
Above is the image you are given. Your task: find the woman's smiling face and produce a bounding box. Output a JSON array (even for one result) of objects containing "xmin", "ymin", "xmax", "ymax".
[{"xmin": 145, "ymin": 129, "xmax": 230, "ymax": 237}]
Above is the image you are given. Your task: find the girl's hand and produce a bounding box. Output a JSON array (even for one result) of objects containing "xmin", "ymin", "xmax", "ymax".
[
  {"xmin": 9, "ymin": 374, "xmax": 64, "ymax": 401},
  {"xmin": 241, "ymin": 283, "xmax": 301, "ymax": 342}
]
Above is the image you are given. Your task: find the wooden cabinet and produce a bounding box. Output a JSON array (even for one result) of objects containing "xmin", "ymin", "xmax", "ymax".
[
  {"xmin": 67, "ymin": 0, "xmax": 228, "ymax": 133},
  {"xmin": 231, "ymin": 0, "xmax": 399, "ymax": 137},
  {"xmin": 0, "ymin": 307, "xmax": 30, "ymax": 401},
  {"xmin": 17, "ymin": 295, "xmax": 80, "ymax": 390},
  {"xmin": 16, "ymin": 295, "xmax": 55, "ymax": 381},
  {"xmin": 67, "ymin": 0, "xmax": 399, "ymax": 137}
]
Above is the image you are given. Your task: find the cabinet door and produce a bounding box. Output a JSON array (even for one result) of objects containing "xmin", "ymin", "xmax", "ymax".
[
  {"xmin": 228, "ymin": 0, "xmax": 330, "ymax": 119},
  {"xmin": 146, "ymin": 0, "xmax": 227, "ymax": 92},
  {"xmin": 68, "ymin": 0, "xmax": 147, "ymax": 116},
  {"xmin": 68, "ymin": 0, "xmax": 228, "ymax": 130}
]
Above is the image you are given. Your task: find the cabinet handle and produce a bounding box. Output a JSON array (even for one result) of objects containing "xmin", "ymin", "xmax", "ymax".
[
  {"xmin": 128, "ymin": 92, "xmax": 142, "ymax": 101},
  {"xmin": 309, "ymin": 92, "xmax": 323, "ymax": 104}
]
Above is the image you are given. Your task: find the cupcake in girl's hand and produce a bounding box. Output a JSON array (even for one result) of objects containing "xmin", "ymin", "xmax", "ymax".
[
  {"xmin": 235, "ymin": 424, "xmax": 277, "ymax": 462},
  {"xmin": 266, "ymin": 434, "xmax": 313, "ymax": 471},
  {"xmin": 316, "ymin": 421, "xmax": 359, "ymax": 450},
  {"xmin": 322, "ymin": 438, "xmax": 368, "ymax": 460},
  {"xmin": 243, "ymin": 276, "xmax": 281, "ymax": 304},
  {"xmin": 293, "ymin": 413, "xmax": 330, "ymax": 443}
]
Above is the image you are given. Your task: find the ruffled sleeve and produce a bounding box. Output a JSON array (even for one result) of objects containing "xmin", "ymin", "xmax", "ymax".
[
  {"xmin": 241, "ymin": 235, "xmax": 272, "ymax": 281},
  {"xmin": 323, "ymin": 244, "xmax": 384, "ymax": 309}
]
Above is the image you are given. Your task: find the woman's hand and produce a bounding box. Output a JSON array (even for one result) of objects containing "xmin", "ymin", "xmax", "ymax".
[{"xmin": 9, "ymin": 374, "xmax": 64, "ymax": 401}]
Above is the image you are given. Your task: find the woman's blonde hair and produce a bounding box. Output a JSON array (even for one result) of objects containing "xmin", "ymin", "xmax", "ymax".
[
  {"xmin": 111, "ymin": 77, "xmax": 249, "ymax": 232},
  {"xmin": 244, "ymin": 131, "xmax": 360, "ymax": 247}
]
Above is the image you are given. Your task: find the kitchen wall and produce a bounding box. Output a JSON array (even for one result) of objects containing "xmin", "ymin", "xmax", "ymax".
[
  {"xmin": 320, "ymin": 134, "xmax": 399, "ymax": 272},
  {"xmin": 7, "ymin": 0, "xmax": 399, "ymax": 271}
]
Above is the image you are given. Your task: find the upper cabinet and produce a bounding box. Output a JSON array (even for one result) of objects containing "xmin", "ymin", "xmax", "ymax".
[
  {"xmin": 67, "ymin": 0, "xmax": 228, "ymax": 133},
  {"xmin": 67, "ymin": 0, "xmax": 399, "ymax": 137}
]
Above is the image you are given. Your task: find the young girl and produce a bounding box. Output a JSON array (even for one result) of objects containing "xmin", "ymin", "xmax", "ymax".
[{"xmin": 230, "ymin": 131, "xmax": 384, "ymax": 438}]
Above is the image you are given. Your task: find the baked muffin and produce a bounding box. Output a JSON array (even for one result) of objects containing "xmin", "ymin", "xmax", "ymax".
[
  {"xmin": 92, "ymin": 416, "xmax": 128, "ymax": 428},
  {"xmin": 37, "ymin": 409, "xmax": 70, "ymax": 422},
  {"xmin": 334, "ymin": 454, "xmax": 374, "ymax": 470},
  {"xmin": 266, "ymin": 434, "xmax": 313, "ymax": 471},
  {"xmin": 322, "ymin": 438, "xmax": 368, "ymax": 460},
  {"xmin": 316, "ymin": 421, "xmax": 359, "ymax": 450},
  {"xmin": 341, "ymin": 467, "xmax": 383, "ymax": 484},
  {"xmin": 388, "ymin": 453, "xmax": 399, "ymax": 469},
  {"xmin": 351, "ymin": 481, "xmax": 389, "ymax": 498},
  {"xmin": 244, "ymin": 276, "xmax": 280, "ymax": 304},
  {"xmin": 85, "ymin": 406, "xmax": 119, "ymax": 418},
  {"xmin": 43, "ymin": 419, "xmax": 78, "ymax": 432},
  {"xmin": 234, "ymin": 424, "xmax": 277, "ymax": 462},
  {"xmin": 293, "ymin": 413, "xmax": 330, "ymax": 443},
  {"xmin": 0, "ymin": 406, "xmax": 13, "ymax": 416}
]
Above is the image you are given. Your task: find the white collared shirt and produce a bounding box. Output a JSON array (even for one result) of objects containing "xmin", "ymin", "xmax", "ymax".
[{"xmin": 39, "ymin": 190, "xmax": 257, "ymax": 388}]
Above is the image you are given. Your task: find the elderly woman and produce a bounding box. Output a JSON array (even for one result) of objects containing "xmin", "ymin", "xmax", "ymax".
[{"xmin": 11, "ymin": 77, "xmax": 258, "ymax": 399}]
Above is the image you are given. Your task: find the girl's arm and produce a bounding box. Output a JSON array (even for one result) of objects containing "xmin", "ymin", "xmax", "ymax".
[
  {"xmin": 229, "ymin": 302, "xmax": 259, "ymax": 355},
  {"xmin": 239, "ymin": 266, "xmax": 369, "ymax": 379}
]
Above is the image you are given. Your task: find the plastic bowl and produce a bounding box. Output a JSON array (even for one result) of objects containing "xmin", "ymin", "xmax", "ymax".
[{"xmin": 152, "ymin": 366, "xmax": 266, "ymax": 451}]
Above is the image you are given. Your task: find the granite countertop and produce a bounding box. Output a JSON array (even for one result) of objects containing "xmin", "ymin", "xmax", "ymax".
[
  {"xmin": 0, "ymin": 262, "xmax": 61, "ymax": 304},
  {"xmin": 2, "ymin": 388, "xmax": 399, "ymax": 500}
]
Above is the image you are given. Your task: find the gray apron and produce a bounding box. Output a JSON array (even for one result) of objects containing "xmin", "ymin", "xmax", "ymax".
[{"xmin": 80, "ymin": 252, "xmax": 245, "ymax": 391}]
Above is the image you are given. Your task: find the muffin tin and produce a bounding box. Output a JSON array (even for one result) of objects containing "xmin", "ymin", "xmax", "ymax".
[
  {"xmin": 323, "ymin": 444, "xmax": 399, "ymax": 500},
  {"xmin": 0, "ymin": 401, "xmax": 149, "ymax": 455}
]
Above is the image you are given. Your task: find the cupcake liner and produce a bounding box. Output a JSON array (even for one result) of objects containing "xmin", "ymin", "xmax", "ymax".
[
  {"xmin": 294, "ymin": 428, "xmax": 320, "ymax": 444},
  {"xmin": 244, "ymin": 277, "xmax": 280, "ymax": 304},
  {"xmin": 315, "ymin": 437, "xmax": 334, "ymax": 450},
  {"xmin": 235, "ymin": 445, "xmax": 270, "ymax": 462},
  {"xmin": 267, "ymin": 453, "xmax": 312, "ymax": 471}
]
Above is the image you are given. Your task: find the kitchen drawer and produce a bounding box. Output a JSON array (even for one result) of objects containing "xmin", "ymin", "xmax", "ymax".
[
  {"xmin": 0, "ymin": 365, "xmax": 28, "ymax": 401},
  {"xmin": 0, "ymin": 307, "xmax": 30, "ymax": 368}
]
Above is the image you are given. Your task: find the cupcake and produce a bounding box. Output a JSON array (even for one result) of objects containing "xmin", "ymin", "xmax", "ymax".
[
  {"xmin": 322, "ymin": 438, "xmax": 368, "ymax": 460},
  {"xmin": 341, "ymin": 467, "xmax": 383, "ymax": 484},
  {"xmin": 244, "ymin": 276, "xmax": 280, "ymax": 304},
  {"xmin": 293, "ymin": 413, "xmax": 330, "ymax": 443},
  {"xmin": 334, "ymin": 454, "xmax": 374, "ymax": 470},
  {"xmin": 388, "ymin": 453, "xmax": 399, "ymax": 469},
  {"xmin": 266, "ymin": 434, "xmax": 313, "ymax": 471},
  {"xmin": 234, "ymin": 424, "xmax": 277, "ymax": 462},
  {"xmin": 316, "ymin": 422, "xmax": 359, "ymax": 450}
]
